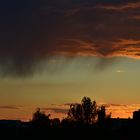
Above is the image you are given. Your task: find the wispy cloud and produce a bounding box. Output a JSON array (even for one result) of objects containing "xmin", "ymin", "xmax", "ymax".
[
  {"xmin": 96, "ymin": 2, "xmax": 140, "ymax": 11},
  {"xmin": 41, "ymin": 108, "xmax": 68, "ymax": 114},
  {"xmin": 111, "ymin": 39, "xmax": 140, "ymax": 59},
  {"xmin": 116, "ymin": 70, "xmax": 125, "ymax": 73},
  {"xmin": 131, "ymin": 15, "xmax": 140, "ymax": 20},
  {"xmin": 105, "ymin": 103, "xmax": 140, "ymax": 118},
  {"xmin": 63, "ymin": 103, "xmax": 78, "ymax": 106},
  {"xmin": 0, "ymin": 106, "xmax": 21, "ymax": 110},
  {"xmin": 45, "ymin": 103, "xmax": 140, "ymax": 119}
]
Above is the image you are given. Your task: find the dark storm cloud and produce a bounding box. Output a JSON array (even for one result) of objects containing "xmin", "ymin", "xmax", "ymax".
[{"xmin": 0, "ymin": 0, "xmax": 140, "ymax": 76}]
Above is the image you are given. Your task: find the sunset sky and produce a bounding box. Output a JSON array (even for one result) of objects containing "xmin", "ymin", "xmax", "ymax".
[{"xmin": 0, "ymin": 0, "xmax": 140, "ymax": 121}]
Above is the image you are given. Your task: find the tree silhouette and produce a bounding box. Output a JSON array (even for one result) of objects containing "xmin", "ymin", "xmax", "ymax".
[
  {"xmin": 67, "ymin": 97, "xmax": 98, "ymax": 124},
  {"xmin": 31, "ymin": 108, "xmax": 51, "ymax": 127},
  {"xmin": 68, "ymin": 103, "xmax": 83, "ymax": 122},
  {"xmin": 98, "ymin": 105, "xmax": 106, "ymax": 123},
  {"xmin": 51, "ymin": 118, "xmax": 60, "ymax": 128},
  {"xmin": 82, "ymin": 97, "xmax": 98, "ymax": 124}
]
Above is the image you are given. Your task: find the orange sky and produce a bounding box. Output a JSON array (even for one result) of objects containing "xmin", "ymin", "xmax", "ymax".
[
  {"xmin": 0, "ymin": 0, "xmax": 140, "ymax": 121},
  {"xmin": 0, "ymin": 102, "xmax": 140, "ymax": 121}
]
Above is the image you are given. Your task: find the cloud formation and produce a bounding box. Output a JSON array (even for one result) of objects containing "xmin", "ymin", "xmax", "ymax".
[
  {"xmin": 0, "ymin": 105, "xmax": 20, "ymax": 110},
  {"xmin": 96, "ymin": 1, "xmax": 140, "ymax": 11},
  {"xmin": 45, "ymin": 103, "xmax": 140, "ymax": 119},
  {"xmin": 105, "ymin": 103, "xmax": 140, "ymax": 118},
  {"xmin": 42, "ymin": 107, "xmax": 68, "ymax": 114},
  {"xmin": 40, "ymin": 102, "xmax": 140, "ymax": 119},
  {"xmin": 0, "ymin": 0, "xmax": 140, "ymax": 76},
  {"xmin": 116, "ymin": 70, "xmax": 125, "ymax": 73}
]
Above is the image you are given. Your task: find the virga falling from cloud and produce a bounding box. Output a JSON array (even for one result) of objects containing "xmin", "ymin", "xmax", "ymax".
[{"xmin": 0, "ymin": 0, "xmax": 140, "ymax": 76}]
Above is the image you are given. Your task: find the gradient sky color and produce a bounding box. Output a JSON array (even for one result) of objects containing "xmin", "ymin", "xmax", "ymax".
[
  {"xmin": 0, "ymin": 57, "xmax": 140, "ymax": 120},
  {"xmin": 0, "ymin": 0, "xmax": 140, "ymax": 120}
]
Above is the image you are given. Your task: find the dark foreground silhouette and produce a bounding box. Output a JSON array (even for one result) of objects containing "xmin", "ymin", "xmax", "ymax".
[{"xmin": 1, "ymin": 97, "xmax": 140, "ymax": 140}]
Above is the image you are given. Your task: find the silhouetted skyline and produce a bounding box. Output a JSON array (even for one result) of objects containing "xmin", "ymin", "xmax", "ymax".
[
  {"xmin": 1, "ymin": 97, "xmax": 140, "ymax": 139},
  {"xmin": 0, "ymin": 0, "xmax": 140, "ymax": 121}
]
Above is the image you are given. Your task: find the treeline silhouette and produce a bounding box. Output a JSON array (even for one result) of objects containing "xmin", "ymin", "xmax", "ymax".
[
  {"xmin": 31, "ymin": 97, "xmax": 107, "ymax": 128},
  {"xmin": 1, "ymin": 97, "xmax": 140, "ymax": 140}
]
